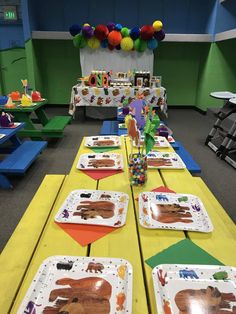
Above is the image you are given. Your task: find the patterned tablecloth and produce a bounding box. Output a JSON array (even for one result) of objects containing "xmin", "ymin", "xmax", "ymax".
[{"xmin": 69, "ymin": 85, "xmax": 167, "ymax": 117}]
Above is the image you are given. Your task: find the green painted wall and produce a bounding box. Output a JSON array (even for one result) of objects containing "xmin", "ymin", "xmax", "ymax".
[
  {"xmin": 0, "ymin": 48, "xmax": 27, "ymax": 95},
  {"xmin": 32, "ymin": 40, "xmax": 82, "ymax": 104},
  {"xmin": 1, "ymin": 40, "xmax": 236, "ymax": 111},
  {"xmin": 153, "ymin": 42, "xmax": 210, "ymax": 107},
  {"xmin": 196, "ymin": 39, "xmax": 236, "ymax": 110}
]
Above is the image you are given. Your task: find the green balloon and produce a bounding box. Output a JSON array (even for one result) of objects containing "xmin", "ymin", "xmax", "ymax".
[
  {"xmin": 121, "ymin": 27, "xmax": 130, "ymax": 37},
  {"xmin": 134, "ymin": 38, "xmax": 147, "ymax": 52},
  {"xmin": 73, "ymin": 34, "xmax": 87, "ymax": 48}
]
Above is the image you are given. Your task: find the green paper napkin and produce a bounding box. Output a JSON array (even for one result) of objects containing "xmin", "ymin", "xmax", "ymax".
[
  {"xmin": 146, "ymin": 239, "xmax": 224, "ymax": 268},
  {"xmin": 90, "ymin": 147, "xmax": 119, "ymax": 153}
]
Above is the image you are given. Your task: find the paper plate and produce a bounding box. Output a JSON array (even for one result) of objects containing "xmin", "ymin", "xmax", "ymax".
[
  {"xmin": 152, "ymin": 264, "xmax": 236, "ymax": 314},
  {"xmin": 85, "ymin": 136, "xmax": 121, "ymax": 148},
  {"xmin": 55, "ymin": 189, "xmax": 129, "ymax": 227},
  {"xmin": 0, "ymin": 134, "xmax": 6, "ymax": 139},
  {"xmin": 139, "ymin": 192, "xmax": 213, "ymax": 232},
  {"xmin": 77, "ymin": 153, "xmax": 124, "ymax": 170},
  {"xmin": 133, "ymin": 136, "xmax": 170, "ymax": 148},
  {"xmin": 168, "ymin": 135, "xmax": 175, "ymax": 143},
  {"xmin": 17, "ymin": 256, "xmax": 133, "ymax": 314},
  {"xmin": 147, "ymin": 152, "xmax": 186, "ymax": 169}
]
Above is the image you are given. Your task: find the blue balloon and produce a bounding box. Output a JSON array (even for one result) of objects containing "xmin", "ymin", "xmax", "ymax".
[
  {"xmin": 69, "ymin": 24, "xmax": 81, "ymax": 37},
  {"xmin": 130, "ymin": 27, "xmax": 140, "ymax": 40},
  {"xmin": 147, "ymin": 38, "xmax": 158, "ymax": 50},
  {"xmin": 101, "ymin": 39, "xmax": 108, "ymax": 48},
  {"xmin": 115, "ymin": 23, "xmax": 122, "ymax": 31}
]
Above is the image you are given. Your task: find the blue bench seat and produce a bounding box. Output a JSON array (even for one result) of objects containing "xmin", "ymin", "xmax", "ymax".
[{"xmin": 0, "ymin": 141, "xmax": 47, "ymax": 174}]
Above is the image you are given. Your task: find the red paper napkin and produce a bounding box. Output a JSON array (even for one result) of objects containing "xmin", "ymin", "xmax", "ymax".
[
  {"xmin": 56, "ymin": 222, "xmax": 116, "ymax": 246},
  {"xmin": 81, "ymin": 169, "xmax": 123, "ymax": 180}
]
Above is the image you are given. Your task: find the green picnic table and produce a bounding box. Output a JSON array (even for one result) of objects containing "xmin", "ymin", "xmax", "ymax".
[{"xmin": 0, "ymin": 100, "xmax": 71, "ymax": 139}]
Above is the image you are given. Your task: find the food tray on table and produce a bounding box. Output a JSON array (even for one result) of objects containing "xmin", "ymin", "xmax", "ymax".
[
  {"xmin": 147, "ymin": 152, "xmax": 186, "ymax": 169},
  {"xmin": 55, "ymin": 189, "xmax": 129, "ymax": 227},
  {"xmin": 17, "ymin": 256, "xmax": 133, "ymax": 314},
  {"xmin": 152, "ymin": 264, "xmax": 236, "ymax": 314},
  {"xmin": 139, "ymin": 192, "xmax": 213, "ymax": 232},
  {"xmin": 85, "ymin": 136, "xmax": 121, "ymax": 148},
  {"xmin": 133, "ymin": 136, "xmax": 170, "ymax": 148},
  {"xmin": 77, "ymin": 153, "xmax": 124, "ymax": 170}
]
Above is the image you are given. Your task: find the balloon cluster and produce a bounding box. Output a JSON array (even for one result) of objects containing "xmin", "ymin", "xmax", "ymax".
[{"xmin": 69, "ymin": 20, "xmax": 165, "ymax": 52}]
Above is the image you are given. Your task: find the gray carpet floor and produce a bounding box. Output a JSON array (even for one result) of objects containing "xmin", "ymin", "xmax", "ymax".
[{"xmin": 0, "ymin": 107, "xmax": 235, "ymax": 252}]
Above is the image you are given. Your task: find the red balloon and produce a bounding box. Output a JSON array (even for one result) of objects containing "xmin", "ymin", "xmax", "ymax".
[
  {"xmin": 108, "ymin": 30, "xmax": 122, "ymax": 46},
  {"xmin": 108, "ymin": 43, "xmax": 115, "ymax": 51},
  {"xmin": 140, "ymin": 25, "xmax": 154, "ymax": 40},
  {"xmin": 94, "ymin": 24, "xmax": 109, "ymax": 41}
]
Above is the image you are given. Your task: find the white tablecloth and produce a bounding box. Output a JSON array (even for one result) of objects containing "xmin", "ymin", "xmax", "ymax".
[{"xmin": 69, "ymin": 86, "xmax": 167, "ymax": 118}]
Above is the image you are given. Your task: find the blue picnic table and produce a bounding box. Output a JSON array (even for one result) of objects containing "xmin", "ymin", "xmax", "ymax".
[{"xmin": 0, "ymin": 123, "xmax": 47, "ymax": 188}]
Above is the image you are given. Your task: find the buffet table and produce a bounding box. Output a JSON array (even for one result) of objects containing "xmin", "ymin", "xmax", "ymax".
[
  {"xmin": 1, "ymin": 136, "xmax": 236, "ymax": 314},
  {"xmin": 69, "ymin": 85, "xmax": 167, "ymax": 118}
]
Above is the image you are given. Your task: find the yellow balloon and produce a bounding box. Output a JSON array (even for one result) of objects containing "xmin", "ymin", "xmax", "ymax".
[
  {"xmin": 153, "ymin": 20, "xmax": 163, "ymax": 32},
  {"xmin": 83, "ymin": 23, "xmax": 90, "ymax": 27},
  {"xmin": 120, "ymin": 37, "xmax": 133, "ymax": 51},
  {"xmin": 87, "ymin": 36, "xmax": 100, "ymax": 49}
]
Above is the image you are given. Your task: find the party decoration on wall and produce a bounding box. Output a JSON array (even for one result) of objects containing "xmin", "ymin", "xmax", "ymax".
[{"xmin": 70, "ymin": 20, "xmax": 165, "ymax": 53}]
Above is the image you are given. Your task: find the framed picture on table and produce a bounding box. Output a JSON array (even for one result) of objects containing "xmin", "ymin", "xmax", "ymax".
[{"xmin": 136, "ymin": 77, "xmax": 143, "ymax": 87}]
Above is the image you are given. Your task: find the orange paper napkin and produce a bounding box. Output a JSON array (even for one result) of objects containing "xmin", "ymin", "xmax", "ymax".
[{"xmin": 56, "ymin": 222, "xmax": 116, "ymax": 246}]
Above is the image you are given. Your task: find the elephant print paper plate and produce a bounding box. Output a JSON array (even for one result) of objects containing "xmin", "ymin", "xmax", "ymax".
[
  {"xmin": 17, "ymin": 256, "xmax": 133, "ymax": 314},
  {"xmin": 139, "ymin": 192, "xmax": 213, "ymax": 232},
  {"xmin": 55, "ymin": 189, "xmax": 129, "ymax": 227},
  {"xmin": 77, "ymin": 153, "xmax": 124, "ymax": 170},
  {"xmin": 85, "ymin": 136, "xmax": 121, "ymax": 148},
  {"xmin": 133, "ymin": 136, "xmax": 170, "ymax": 148},
  {"xmin": 147, "ymin": 152, "xmax": 186, "ymax": 169},
  {"xmin": 152, "ymin": 264, "xmax": 236, "ymax": 314}
]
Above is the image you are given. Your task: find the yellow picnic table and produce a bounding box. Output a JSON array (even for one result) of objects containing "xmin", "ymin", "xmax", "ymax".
[{"xmin": 1, "ymin": 135, "xmax": 236, "ymax": 314}]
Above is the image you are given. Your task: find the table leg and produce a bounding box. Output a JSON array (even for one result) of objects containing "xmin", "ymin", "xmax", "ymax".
[
  {"xmin": 0, "ymin": 174, "xmax": 13, "ymax": 189},
  {"xmin": 13, "ymin": 112, "xmax": 37, "ymax": 130},
  {"xmin": 35, "ymin": 107, "xmax": 50, "ymax": 126},
  {"xmin": 10, "ymin": 135, "xmax": 22, "ymax": 148}
]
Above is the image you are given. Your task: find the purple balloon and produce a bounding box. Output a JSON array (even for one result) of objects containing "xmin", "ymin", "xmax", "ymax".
[
  {"xmin": 154, "ymin": 30, "xmax": 165, "ymax": 41},
  {"xmin": 82, "ymin": 26, "xmax": 94, "ymax": 38},
  {"xmin": 107, "ymin": 22, "xmax": 115, "ymax": 32}
]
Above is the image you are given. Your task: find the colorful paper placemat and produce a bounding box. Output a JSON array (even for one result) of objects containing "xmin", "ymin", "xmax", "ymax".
[
  {"xmin": 145, "ymin": 239, "xmax": 224, "ymax": 268},
  {"xmin": 56, "ymin": 222, "xmax": 116, "ymax": 246},
  {"xmin": 80, "ymin": 169, "xmax": 123, "ymax": 180}
]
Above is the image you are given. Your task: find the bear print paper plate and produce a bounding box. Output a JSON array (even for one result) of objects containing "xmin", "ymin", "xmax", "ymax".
[
  {"xmin": 17, "ymin": 256, "xmax": 133, "ymax": 314},
  {"xmin": 152, "ymin": 264, "xmax": 236, "ymax": 314},
  {"xmin": 133, "ymin": 136, "xmax": 170, "ymax": 148},
  {"xmin": 77, "ymin": 153, "xmax": 124, "ymax": 170},
  {"xmin": 147, "ymin": 152, "xmax": 186, "ymax": 169},
  {"xmin": 55, "ymin": 189, "xmax": 129, "ymax": 227},
  {"xmin": 139, "ymin": 192, "xmax": 213, "ymax": 232},
  {"xmin": 85, "ymin": 136, "xmax": 121, "ymax": 148}
]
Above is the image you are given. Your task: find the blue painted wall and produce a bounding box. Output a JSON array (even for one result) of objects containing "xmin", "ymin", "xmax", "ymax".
[
  {"xmin": 26, "ymin": 0, "xmax": 216, "ymax": 34},
  {"xmin": 215, "ymin": 0, "xmax": 236, "ymax": 33},
  {"xmin": 0, "ymin": 25, "xmax": 24, "ymax": 49}
]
